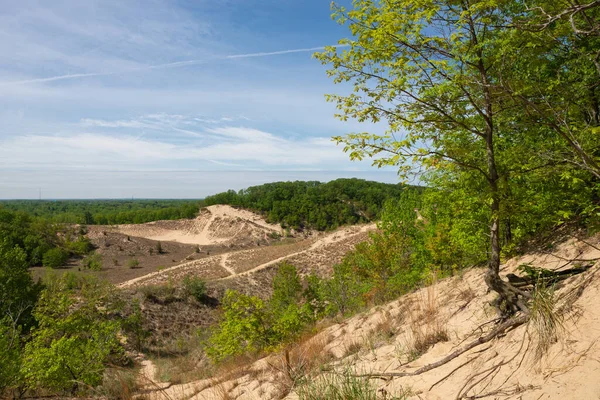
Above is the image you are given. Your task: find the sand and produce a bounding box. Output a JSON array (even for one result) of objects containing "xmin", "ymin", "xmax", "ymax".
[{"xmin": 136, "ymin": 232, "xmax": 600, "ymax": 400}]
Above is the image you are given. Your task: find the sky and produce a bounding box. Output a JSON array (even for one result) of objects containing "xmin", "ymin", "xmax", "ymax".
[{"xmin": 0, "ymin": 0, "xmax": 398, "ymax": 199}]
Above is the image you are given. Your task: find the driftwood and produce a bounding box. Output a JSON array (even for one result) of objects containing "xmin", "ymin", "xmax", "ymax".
[{"xmin": 507, "ymin": 264, "xmax": 593, "ymax": 288}]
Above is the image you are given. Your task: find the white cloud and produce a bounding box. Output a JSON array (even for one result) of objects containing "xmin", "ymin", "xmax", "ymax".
[{"xmin": 0, "ymin": 128, "xmax": 352, "ymax": 170}]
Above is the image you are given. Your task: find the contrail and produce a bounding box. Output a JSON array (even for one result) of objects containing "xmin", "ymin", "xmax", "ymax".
[
  {"xmin": 226, "ymin": 45, "xmax": 337, "ymax": 59},
  {"xmin": 0, "ymin": 44, "xmax": 347, "ymax": 86},
  {"xmin": 3, "ymin": 72, "xmax": 116, "ymax": 85}
]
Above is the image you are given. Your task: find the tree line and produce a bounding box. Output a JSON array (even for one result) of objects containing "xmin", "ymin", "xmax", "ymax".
[
  {"xmin": 204, "ymin": 178, "xmax": 412, "ymax": 231},
  {"xmin": 0, "ymin": 199, "xmax": 201, "ymax": 225}
]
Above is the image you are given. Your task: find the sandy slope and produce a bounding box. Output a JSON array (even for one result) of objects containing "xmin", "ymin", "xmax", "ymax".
[
  {"xmin": 114, "ymin": 205, "xmax": 283, "ymax": 246},
  {"xmin": 139, "ymin": 233, "xmax": 600, "ymax": 400}
]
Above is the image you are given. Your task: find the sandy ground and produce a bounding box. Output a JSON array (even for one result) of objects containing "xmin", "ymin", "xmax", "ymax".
[
  {"xmin": 118, "ymin": 223, "xmax": 376, "ymax": 289},
  {"xmin": 137, "ymin": 232, "xmax": 600, "ymax": 400},
  {"xmin": 114, "ymin": 205, "xmax": 283, "ymax": 246}
]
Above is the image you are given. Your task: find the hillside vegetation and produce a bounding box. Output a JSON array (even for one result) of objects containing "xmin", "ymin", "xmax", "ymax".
[{"xmin": 204, "ymin": 178, "xmax": 410, "ymax": 230}]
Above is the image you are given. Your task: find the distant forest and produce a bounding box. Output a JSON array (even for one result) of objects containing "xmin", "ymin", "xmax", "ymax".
[
  {"xmin": 0, "ymin": 199, "xmax": 201, "ymax": 225},
  {"xmin": 204, "ymin": 178, "xmax": 410, "ymax": 230},
  {"xmin": 0, "ymin": 179, "xmax": 408, "ymax": 231}
]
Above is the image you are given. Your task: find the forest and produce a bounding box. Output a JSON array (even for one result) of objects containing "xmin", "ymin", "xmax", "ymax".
[
  {"xmin": 204, "ymin": 178, "xmax": 410, "ymax": 230},
  {"xmin": 0, "ymin": 199, "xmax": 201, "ymax": 225}
]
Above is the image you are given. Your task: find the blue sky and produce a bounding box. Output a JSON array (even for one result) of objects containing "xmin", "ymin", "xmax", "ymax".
[{"xmin": 0, "ymin": 0, "xmax": 397, "ymax": 199}]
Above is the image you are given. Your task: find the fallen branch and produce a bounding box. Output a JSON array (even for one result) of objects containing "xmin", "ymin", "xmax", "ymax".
[
  {"xmin": 355, "ymin": 315, "xmax": 528, "ymax": 379},
  {"xmin": 429, "ymin": 349, "xmax": 488, "ymax": 391}
]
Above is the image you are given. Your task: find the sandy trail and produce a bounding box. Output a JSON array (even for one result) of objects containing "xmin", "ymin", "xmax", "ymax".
[
  {"xmin": 219, "ymin": 223, "xmax": 375, "ymax": 280},
  {"xmin": 220, "ymin": 253, "xmax": 235, "ymax": 276},
  {"xmin": 117, "ymin": 255, "xmax": 224, "ymax": 289}
]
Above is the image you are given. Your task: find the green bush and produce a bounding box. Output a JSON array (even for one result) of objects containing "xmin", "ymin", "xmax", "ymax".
[
  {"xmin": 182, "ymin": 275, "xmax": 206, "ymax": 302},
  {"xmin": 127, "ymin": 258, "xmax": 140, "ymax": 269},
  {"xmin": 138, "ymin": 284, "xmax": 176, "ymax": 303},
  {"xmin": 82, "ymin": 252, "xmax": 103, "ymax": 271},
  {"xmin": 42, "ymin": 248, "xmax": 69, "ymax": 268},
  {"xmin": 23, "ymin": 275, "xmax": 124, "ymax": 393},
  {"xmin": 66, "ymin": 237, "xmax": 93, "ymax": 255}
]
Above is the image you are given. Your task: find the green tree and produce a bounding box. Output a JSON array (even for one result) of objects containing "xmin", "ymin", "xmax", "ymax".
[
  {"xmin": 269, "ymin": 262, "xmax": 310, "ymax": 343},
  {"xmin": 498, "ymin": 0, "xmax": 600, "ymax": 179},
  {"xmin": 316, "ymin": 0, "xmax": 531, "ymax": 312},
  {"xmin": 0, "ymin": 240, "xmax": 41, "ymax": 331},
  {"xmin": 23, "ymin": 275, "xmax": 123, "ymax": 393},
  {"xmin": 206, "ymin": 290, "xmax": 272, "ymax": 362},
  {"xmin": 0, "ymin": 319, "xmax": 23, "ymax": 393}
]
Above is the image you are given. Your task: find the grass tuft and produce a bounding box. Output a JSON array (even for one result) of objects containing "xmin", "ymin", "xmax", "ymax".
[
  {"xmin": 528, "ymin": 282, "xmax": 564, "ymax": 361},
  {"xmin": 296, "ymin": 371, "xmax": 410, "ymax": 400}
]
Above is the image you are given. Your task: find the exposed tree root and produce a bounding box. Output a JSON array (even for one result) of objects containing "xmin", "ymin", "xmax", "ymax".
[
  {"xmin": 355, "ymin": 315, "xmax": 529, "ymax": 379},
  {"xmin": 456, "ymin": 329, "xmax": 529, "ymax": 399}
]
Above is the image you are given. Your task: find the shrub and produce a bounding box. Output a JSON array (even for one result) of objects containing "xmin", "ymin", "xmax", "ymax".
[
  {"xmin": 182, "ymin": 275, "xmax": 206, "ymax": 302},
  {"xmin": 99, "ymin": 368, "xmax": 138, "ymax": 400},
  {"xmin": 23, "ymin": 275, "xmax": 124, "ymax": 393},
  {"xmin": 127, "ymin": 258, "xmax": 140, "ymax": 269},
  {"xmin": 121, "ymin": 301, "xmax": 149, "ymax": 351},
  {"xmin": 66, "ymin": 237, "xmax": 93, "ymax": 255},
  {"xmin": 138, "ymin": 284, "xmax": 176, "ymax": 304},
  {"xmin": 42, "ymin": 248, "xmax": 69, "ymax": 268},
  {"xmin": 82, "ymin": 252, "xmax": 103, "ymax": 271}
]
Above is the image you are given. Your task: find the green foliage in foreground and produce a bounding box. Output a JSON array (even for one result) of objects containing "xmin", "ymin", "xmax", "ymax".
[
  {"xmin": 204, "ymin": 178, "xmax": 411, "ymax": 230},
  {"xmin": 0, "ymin": 271, "xmax": 130, "ymax": 397},
  {"xmin": 206, "ymin": 262, "xmax": 313, "ymax": 362},
  {"xmin": 23, "ymin": 274, "xmax": 125, "ymax": 393},
  {"xmin": 0, "ymin": 320, "xmax": 22, "ymax": 392}
]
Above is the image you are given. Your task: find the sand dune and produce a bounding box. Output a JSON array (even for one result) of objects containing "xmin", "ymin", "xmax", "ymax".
[
  {"xmin": 114, "ymin": 205, "xmax": 283, "ymax": 246},
  {"xmin": 138, "ymin": 232, "xmax": 600, "ymax": 399}
]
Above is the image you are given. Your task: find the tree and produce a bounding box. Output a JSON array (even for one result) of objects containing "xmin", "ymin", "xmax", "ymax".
[
  {"xmin": 23, "ymin": 274, "xmax": 123, "ymax": 393},
  {"xmin": 206, "ymin": 290, "xmax": 272, "ymax": 362},
  {"xmin": 0, "ymin": 240, "xmax": 41, "ymax": 331},
  {"xmin": 498, "ymin": 0, "xmax": 600, "ymax": 180},
  {"xmin": 316, "ymin": 0, "xmax": 531, "ymax": 312}
]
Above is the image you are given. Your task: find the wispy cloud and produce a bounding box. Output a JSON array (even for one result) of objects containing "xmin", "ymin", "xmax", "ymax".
[
  {"xmin": 0, "ymin": 45, "xmax": 347, "ymax": 87},
  {"xmin": 0, "ymin": 128, "xmax": 351, "ymax": 170}
]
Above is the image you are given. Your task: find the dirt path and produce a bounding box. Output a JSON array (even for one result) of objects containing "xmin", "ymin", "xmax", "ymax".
[
  {"xmin": 220, "ymin": 253, "xmax": 235, "ymax": 276},
  {"xmin": 219, "ymin": 223, "xmax": 375, "ymax": 280},
  {"xmin": 117, "ymin": 254, "xmax": 222, "ymax": 289}
]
